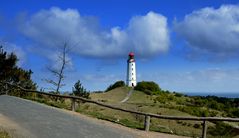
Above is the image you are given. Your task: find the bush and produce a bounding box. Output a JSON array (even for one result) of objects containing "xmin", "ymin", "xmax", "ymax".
[
  {"xmin": 229, "ymin": 108, "xmax": 239, "ymax": 117},
  {"xmin": 193, "ymin": 124, "xmax": 201, "ymax": 129},
  {"xmin": 208, "ymin": 122, "xmax": 238, "ymax": 137},
  {"xmin": 174, "ymin": 92, "xmax": 184, "ymax": 97},
  {"xmin": 72, "ymin": 80, "xmax": 90, "ymax": 99},
  {"xmin": 0, "ymin": 129, "xmax": 10, "ymax": 138},
  {"xmin": 154, "ymin": 93, "xmax": 175, "ymax": 104},
  {"xmin": 134, "ymin": 81, "xmax": 161, "ymax": 95},
  {"xmin": 105, "ymin": 80, "xmax": 125, "ymax": 92}
]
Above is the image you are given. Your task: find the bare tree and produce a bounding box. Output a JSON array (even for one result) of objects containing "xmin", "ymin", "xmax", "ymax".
[{"xmin": 45, "ymin": 43, "xmax": 70, "ymax": 94}]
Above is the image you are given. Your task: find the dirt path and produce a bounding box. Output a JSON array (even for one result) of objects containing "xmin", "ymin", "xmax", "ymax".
[{"xmin": 120, "ymin": 89, "xmax": 134, "ymax": 103}]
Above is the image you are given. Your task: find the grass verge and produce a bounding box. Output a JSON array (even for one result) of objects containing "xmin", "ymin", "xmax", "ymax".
[{"xmin": 0, "ymin": 129, "xmax": 10, "ymax": 138}]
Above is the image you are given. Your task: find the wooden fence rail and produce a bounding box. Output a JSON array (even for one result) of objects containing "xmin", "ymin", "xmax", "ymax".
[{"xmin": 1, "ymin": 82, "xmax": 239, "ymax": 138}]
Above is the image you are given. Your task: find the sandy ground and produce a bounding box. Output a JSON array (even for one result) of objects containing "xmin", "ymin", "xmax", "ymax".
[{"xmin": 0, "ymin": 113, "xmax": 35, "ymax": 138}]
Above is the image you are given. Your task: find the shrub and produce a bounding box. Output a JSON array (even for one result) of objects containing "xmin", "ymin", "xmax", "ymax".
[
  {"xmin": 105, "ymin": 80, "xmax": 125, "ymax": 92},
  {"xmin": 208, "ymin": 122, "xmax": 237, "ymax": 137},
  {"xmin": 72, "ymin": 80, "xmax": 90, "ymax": 99},
  {"xmin": 229, "ymin": 108, "xmax": 239, "ymax": 117},
  {"xmin": 174, "ymin": 92, "xmax": 184, "ymax": 97},
  {"xmin": 154, "ymin": 94, "xmax": 171, "ymax": 104},
  {"xmin": 134, "ymin": 81, "xmax": 161, "ymax": 95},
  {"xmin": 0, "ymin": 129, "xmax": 10, "ymax": 138},
  {"xmin": 193, "ymin": 124, "xmax": 201, "ymax": 129}
]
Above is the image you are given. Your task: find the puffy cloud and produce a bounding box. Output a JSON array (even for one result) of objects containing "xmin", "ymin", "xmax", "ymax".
[
  {"xmin": 174, "ymin": 5, "xmax": 239, "ymax": 60},
  {"xmin": 141, "ymin": 68, "xmax": 239, "ymax": 92},
  {"xmin": 19, "ymin": 7, "xmax": 169, "ymax": 58}
]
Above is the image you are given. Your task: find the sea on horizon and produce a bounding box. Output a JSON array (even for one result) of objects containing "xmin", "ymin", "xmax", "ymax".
[{"xmin": 183, "ymin": 92, "xmax": 239, "ymax": 98}]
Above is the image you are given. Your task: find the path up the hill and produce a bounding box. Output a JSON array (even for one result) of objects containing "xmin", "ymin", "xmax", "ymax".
[{"xmin": 120, "ymin": 88, "xmax": 134, "ymax": 103}]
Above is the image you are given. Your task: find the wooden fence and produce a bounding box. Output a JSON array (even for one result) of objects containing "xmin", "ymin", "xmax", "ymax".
[{"xmin": 2, "ymin": 82, "xmax": 239, "ymax": 138}]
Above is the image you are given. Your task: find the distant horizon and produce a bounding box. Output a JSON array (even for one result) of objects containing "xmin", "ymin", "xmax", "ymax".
[
  {"xmin": 184, "ymin": 91, "xmax": 239, "ymax": 93},
  {"xmin": 183, "ymin": 92, "xmax": 239, "ymax": 98}
]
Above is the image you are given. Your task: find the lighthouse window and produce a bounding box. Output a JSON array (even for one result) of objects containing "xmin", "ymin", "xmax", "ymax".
[
  {"xmin": 132, "ymin": 64, "xmax": 133, "ymax": 66},
  {"xmin": 132, "ymin": 78, "xmax": 133, "ymax": 80},
  {"xmin": 132, "ymin": 73, "xmax": 133, "ymax": 75},
  {"xmin": 132, "ymin": 68, "xmax": 133, "ymax": 71}
]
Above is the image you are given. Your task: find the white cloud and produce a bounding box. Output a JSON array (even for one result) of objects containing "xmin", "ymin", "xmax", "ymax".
[
  {"xmin": 174, "ymin": 5, "xmax": 239, "ymax": 60},
  {"xmin": 19, "ymin": 7, "xmax": 169, "ymax": 58},
  {"xmin": 142, "ymin": 68, "xmax": 239, "ymax": 92}
]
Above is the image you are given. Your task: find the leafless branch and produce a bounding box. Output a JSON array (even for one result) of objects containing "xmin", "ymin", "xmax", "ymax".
[
  {"xmin": 44, "ymin": 42, "xmax": 70, "ymax": 93},
  {"xmin": 44, "ymin": 79, "xmax": 58, "ymax": 86}
]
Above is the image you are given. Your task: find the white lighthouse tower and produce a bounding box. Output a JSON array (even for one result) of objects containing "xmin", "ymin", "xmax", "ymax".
[{"xmin": 126, "ymin": 52, "xmax": 137, "ymax": 87}]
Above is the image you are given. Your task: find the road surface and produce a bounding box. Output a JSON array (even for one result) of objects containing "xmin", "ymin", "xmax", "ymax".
[{"xmin": 0, "ymin": 95, "xmax": 138, "ymax": 138}]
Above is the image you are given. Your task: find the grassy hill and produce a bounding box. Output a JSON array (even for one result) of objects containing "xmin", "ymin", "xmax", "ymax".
[
  {"xmin": 87, "ymin": 87, "xmax": 239, "ymax": 138},
  {"xmin": 76, "ymin": 87, "xmax": 213, "ymax": 137},
  {"xmin": 91, "ymin": 87, "xmax": 131, "ymax": 103}
]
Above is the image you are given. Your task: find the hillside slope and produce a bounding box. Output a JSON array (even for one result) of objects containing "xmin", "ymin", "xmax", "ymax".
[
  {"xmin": 91, "ymin": 87, "xmax": 131, "ymax": 103},
  {"xmin": 88, "ymin": 87, "xmax": 239, "ymax": 138},
  {"xmin": 89, "ymin": 87, "xmax": 203, "ymax": 137}
]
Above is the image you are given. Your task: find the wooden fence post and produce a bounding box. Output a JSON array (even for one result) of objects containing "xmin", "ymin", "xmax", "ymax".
[
  {"xmin": 202, "ymin": 120, "xmax": 207, "ymax": 138},
  {"xmin": 144, "ymin": 115, "xmax": 151, "ymax": 131},
  {"xmin": 71, "ymin": 98, "xmax": 76, "ymax": 112}
]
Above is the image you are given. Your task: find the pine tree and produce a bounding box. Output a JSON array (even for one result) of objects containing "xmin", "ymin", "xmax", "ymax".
[
  {"xmin": 0, "ymin": 46, "xmax": 36, "ymax": 95},
  {"xmin": 72, "ymin": 80, "xmax": 89, "ymax": 99}
]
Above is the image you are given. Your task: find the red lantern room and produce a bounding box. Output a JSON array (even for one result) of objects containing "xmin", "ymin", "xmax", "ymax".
[
  {"xmin": 128, "ymin": 52, "xmax": 135, "ymax": 63},
  {"xmin": 129, "ymin": 52, "xmax": 134, "ymax": 59}
]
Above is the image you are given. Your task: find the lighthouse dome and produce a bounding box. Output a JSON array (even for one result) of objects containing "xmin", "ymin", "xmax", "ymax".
[{"xmin": 129, "ymin": 52, "xmax": 134, "ymax": 56}]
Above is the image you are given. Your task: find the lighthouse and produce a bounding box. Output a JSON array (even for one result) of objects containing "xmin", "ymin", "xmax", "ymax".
[{"xmin": 126, "ymin": 52, "xmax": 137, "ymax": 87}]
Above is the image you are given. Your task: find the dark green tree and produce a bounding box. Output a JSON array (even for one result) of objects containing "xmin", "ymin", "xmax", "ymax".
[
  {"xmin": 0, "ymin": 46, "xmax": 17, "ymax": 81},
  {"xmin": 0, "ymin": 46, "xmax": 36, "ymax": 95},
  {"xmin": 134, "ymin": 81, "xmax": 161, "ymax": 95},
  {"xmin": 72, "ymin": 80, "xmax": 89, "ymax": 99}
]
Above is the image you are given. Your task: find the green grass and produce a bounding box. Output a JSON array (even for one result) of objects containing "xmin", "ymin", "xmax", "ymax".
[
  {"xmin": 0, "ymin": 129, "xmax": 10, "ymax": 138},
  {"xmin": 91, "ymin": 87, "xmax": 131, "ymax": 103},
  {"xmin": 89, "ymin": 88, "xmax": 207, "ymax": 137},
  {"xmin": 89, "ymin": 87, "xmax": 238, "ymax": 138},
  {"xmin": 76, "ymin": 103, "xmax": 145, "ymax": 130},
  {"xmin": 26, "ymin": 96, "xmax": 72, "ymax": 110}
]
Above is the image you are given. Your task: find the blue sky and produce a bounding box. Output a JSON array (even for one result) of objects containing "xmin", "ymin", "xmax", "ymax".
[{"xmin": 1, "ymin": 0, "xmax": 239, "ymax": 94}]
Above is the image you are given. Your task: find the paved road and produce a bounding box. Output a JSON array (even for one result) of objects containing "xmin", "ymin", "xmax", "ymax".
[{"xmin": 0, "ymin": 95, "xmax": 137, "ymax": 138}]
